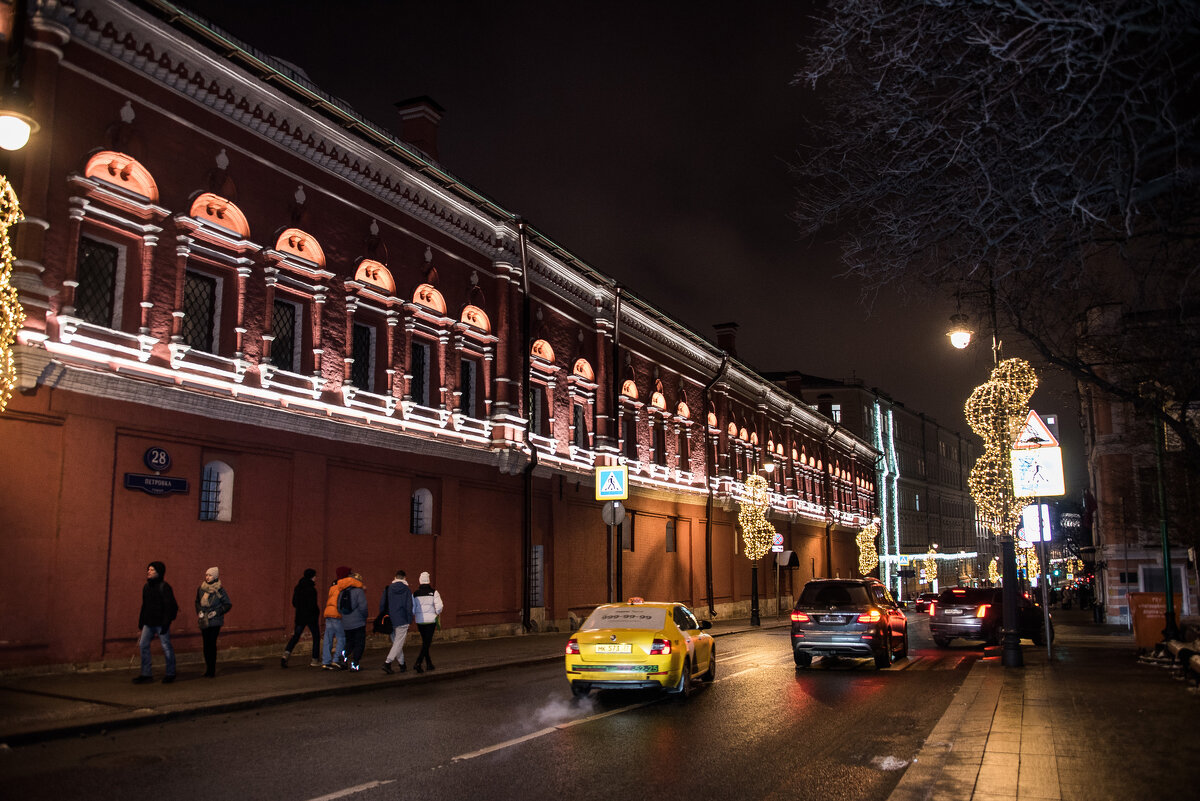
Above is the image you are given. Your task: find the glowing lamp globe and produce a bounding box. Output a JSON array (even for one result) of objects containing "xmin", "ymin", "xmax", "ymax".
[
  {"xmin": 947, "ymin": 313, "xmax": 973, "ymax": 349},
  {"xmin": 0, "ymin": 110, "xmax": 37, "ymax": 151}
]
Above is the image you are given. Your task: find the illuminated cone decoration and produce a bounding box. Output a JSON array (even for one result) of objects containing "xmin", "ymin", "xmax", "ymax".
[
  {"xmin": 738, "ymin": 474, "xmax": 776, "ymax": 561},
  {"xmin": 856, "ymin": 521, "xmax": 879, "ymax": 575},
  {"xmin": 966, "ymin": 358, "xmax": 1038, "ymax": 535}
]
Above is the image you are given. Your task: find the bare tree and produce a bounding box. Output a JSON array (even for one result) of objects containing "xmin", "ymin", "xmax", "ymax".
[{"xmin": 792, "ymin": 0, "xmax": 1200, "ymax": 469}]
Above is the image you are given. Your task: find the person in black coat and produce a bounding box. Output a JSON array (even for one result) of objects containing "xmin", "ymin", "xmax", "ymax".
[
  {"xmin": 281, "ymin": 568, "xmax": 321, "ymax": 667},
  {"xmin": 133, "ymin": 560, "xmax": 179, "ymax": 684}
]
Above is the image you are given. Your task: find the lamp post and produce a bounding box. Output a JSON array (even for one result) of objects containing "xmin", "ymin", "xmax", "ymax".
[
  {"xmin": 0, "ymin": 0, "xmax": 39, "ymax": 152},
  {"xmin": 947, "ymin": 279, "xmax": 1025, "ymax": 668}
]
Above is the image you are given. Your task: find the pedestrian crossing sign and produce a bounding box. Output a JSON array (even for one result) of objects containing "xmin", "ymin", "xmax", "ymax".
[{"xmin": 595, "ymin": 465, "xmax": 628, "ymax": 500}]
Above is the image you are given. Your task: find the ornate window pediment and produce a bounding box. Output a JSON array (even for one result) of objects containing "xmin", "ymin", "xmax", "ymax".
[
  {"xmin": 460, "ymin": 304, "xmax": 490, "ymax": 332},
  {"xmin": 354, "ymin": 259, "xmax": 396, "ymax": 295},
  {"xmin": 276, "ymin": 228, "xmax": 325, "ymax": 267},
  {"xmin": 413, "ymin": 283, "xmax": 447, "ymax": 314},
  {"xmin": 189, "ymin": 193, "xmax": 250, "ymax": 238},
  {"xmin": 85, "ymin": 151, "xmax": 159, "ymax": 202}
]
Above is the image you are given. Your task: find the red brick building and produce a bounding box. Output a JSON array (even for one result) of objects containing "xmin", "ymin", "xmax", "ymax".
[{"xmin": 0, "ymin": 0, "xmax": 878, "ymax": 668}]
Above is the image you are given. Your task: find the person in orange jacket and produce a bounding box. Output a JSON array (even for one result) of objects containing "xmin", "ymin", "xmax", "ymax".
[{"xmin": 321, "ymin": 566, "xmax": 353, "ymax": 669}]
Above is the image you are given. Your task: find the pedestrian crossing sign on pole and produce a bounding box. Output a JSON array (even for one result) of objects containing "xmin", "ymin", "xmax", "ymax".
[{"xmin": 595, "ymin": 465, "xmax": 628, "ymax": 501}]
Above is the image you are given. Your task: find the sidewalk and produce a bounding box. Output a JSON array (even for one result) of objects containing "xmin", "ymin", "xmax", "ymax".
[
  {"xmin": 889, "ymin": 609, "xmax": 1200, "ymax": 801},
  {"xmin": 0, "ymin": 616, "xmax": 784, "ymax": 746}
]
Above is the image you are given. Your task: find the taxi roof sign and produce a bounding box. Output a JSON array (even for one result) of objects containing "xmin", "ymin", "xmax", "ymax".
[
  {"xmin": 1013, "ymin": 410, "xmax": 1059, "ymax": 449},
  {"xmin": 595, "ymin": 465, "xmax": 628, "ymax": 500}
]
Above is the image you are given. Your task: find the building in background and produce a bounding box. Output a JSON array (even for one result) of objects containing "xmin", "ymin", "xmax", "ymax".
[
  {"xmin": 0, "ymin": 0, "xmax": 880, "ymax": 668},
  {"xmin": 765, "ymin": 372, "xmax": 984, "ymax": 600}
]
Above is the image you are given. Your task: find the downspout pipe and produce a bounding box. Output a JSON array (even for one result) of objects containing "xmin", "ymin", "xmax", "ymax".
[
  {"xmin": 611, "ymin": 286, "xmax": 623, "ymax": 603},
  {"xmin": 703, "ymin": 354, "xmax": 730, "ymax": 616},
  {"xmin": 517, "ymin": 220, "xmax": 536, "ymax": 632}
]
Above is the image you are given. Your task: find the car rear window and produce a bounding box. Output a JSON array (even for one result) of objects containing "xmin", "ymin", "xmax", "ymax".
[
  {"xmin": 936, "ymin": 588, "xmax": 997, "ymax": 605},
  {"xmin": 582, "ymin": 606, "xmax": 667, "ymax": 631},
  {"xmin": 798, "ymin": 583, "xmax": 871, "ymax": 607}
]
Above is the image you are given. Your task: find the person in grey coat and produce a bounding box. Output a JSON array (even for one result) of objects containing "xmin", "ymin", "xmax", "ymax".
[
  {"xmin": 340, "ymin": 572, "xmax": 368, "ymax": 671},
  {"xmin": 195, "ymin": 566, "xmax": 232, "ymax": 678},
  {"xmin": 379, "ymin": 570, "xmax": 414, "ymax": 673}
]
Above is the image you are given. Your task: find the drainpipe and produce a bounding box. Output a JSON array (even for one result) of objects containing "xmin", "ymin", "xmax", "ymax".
[
  {"xmin": 517, "ymin": 220, "xmax": 536, "ymax": 632},
  {"xmin": 823, "ymin": 422, "xmax": 840, "ymax": 577},
  {"xmin": 703, "ymin": 354, "xmax": 730, "ymax": 615},
  {"xmin": 611, "ymin": 286, "xmax": 623, "ymax": 603}
]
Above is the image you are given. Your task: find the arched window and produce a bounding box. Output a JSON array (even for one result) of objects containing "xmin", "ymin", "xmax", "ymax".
[
  {"xmin": 199, "ymin": 460, "xmax": 234, "ymax": 522},
  {"xmin": 410, "ymin": 488, "xmax": 434, "ymax": 535}
]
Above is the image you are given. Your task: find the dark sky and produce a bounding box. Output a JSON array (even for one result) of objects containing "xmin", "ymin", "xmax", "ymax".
[{"xmin": 173, "ymin": 1, "xmax": 1084, "ymax": 491}]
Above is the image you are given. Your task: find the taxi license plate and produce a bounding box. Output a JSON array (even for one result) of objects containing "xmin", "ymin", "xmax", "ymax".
[{"xmin": 594, "ymin": 643, "xmax": 632, "ymax": 654}]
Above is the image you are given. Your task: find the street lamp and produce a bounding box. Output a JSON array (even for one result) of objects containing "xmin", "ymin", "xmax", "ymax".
[
  {"xmin": 1, "ymin": 0, "xmax": 38, "ymax": 152},
  {"xmin": 947, "ymin": 280, "xmax": 1026, "ymax": 668}
]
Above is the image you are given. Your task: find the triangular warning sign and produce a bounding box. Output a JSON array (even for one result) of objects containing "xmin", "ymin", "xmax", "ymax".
[{"xmin": 1013, "ymin": 410, "xmax": 1058, "ymax": 449}]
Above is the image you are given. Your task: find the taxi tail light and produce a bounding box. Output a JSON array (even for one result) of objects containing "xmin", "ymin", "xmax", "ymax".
[
  {"xmin": 976, "ymin": 604, "xmax": 990, "ymax": 618},
  {"xmin": 565, "ymin": 638, "xmax": 580, "ymax": 655},
  {"xmin": 790, "ymin": 611, "xmax": 810, "ymax": 623},
  {"xmin": 858, "ymin": 608, "xmax": 883, "ymax": 623},
  {"xmin": 649, "ymin": 638, "xmax": 672, "ymax": 655}
]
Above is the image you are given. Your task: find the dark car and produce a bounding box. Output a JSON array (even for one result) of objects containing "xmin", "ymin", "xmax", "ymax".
[
  {"xmin": 790, "ymin": 578, "xmax": 908, "ymax": 669},
  {"xmin": 928, "ymin": 587, "xmax": 1053, "ymax": 647},
  {"xmin": 914, "ymin": 592, "xmax": 938, "ymax": 613}
]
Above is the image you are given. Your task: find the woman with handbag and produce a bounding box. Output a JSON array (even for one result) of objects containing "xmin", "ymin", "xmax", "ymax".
[
  {"xmin": 410, "ymin": 571, "xmax": 443, "ymax": 673},
  {"xmin": 378, "ymin": 570, "xmax": 413, "ymax": 674},
  {"xmin": 195, "ymin": 567, "xmax": 232, "ymax": 678}
]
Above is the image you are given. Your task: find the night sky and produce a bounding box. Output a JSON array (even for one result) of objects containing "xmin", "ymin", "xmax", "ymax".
[{"xmin": 172, "ymin": 1, "xmax": 1085, "ymax": 493}]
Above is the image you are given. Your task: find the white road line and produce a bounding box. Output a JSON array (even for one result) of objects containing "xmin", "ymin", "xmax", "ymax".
[
  {"xmin": 305, "ymin": 780, "xmax": 396, "ymax": 801},
  {"xmin": 451, "ymin": 699, "xmax": 658, "ymax": 762}
]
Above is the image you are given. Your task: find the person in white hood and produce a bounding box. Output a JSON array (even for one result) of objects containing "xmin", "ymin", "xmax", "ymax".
[{"xmin": 410, "ymin": 571, "xmax": 444, "ymax": 673}]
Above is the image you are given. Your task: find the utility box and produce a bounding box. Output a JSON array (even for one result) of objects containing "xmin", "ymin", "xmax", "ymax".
[{"xmin": 1128, "ymin": 592, "xmax": 1183, "ymax": 650}]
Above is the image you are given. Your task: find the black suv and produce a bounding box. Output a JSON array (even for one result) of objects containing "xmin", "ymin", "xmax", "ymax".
[
  {"xmin": 790, "ymin": 578, "xmax": 909, "ymax": 669},
  {"xmin": 928, "ymin": 587, "xmax": 1053, "ymax": 647}
]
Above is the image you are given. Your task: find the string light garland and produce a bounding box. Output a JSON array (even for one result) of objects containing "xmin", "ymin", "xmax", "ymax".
[
  {"xmin": 856, "ymin": 521, "xmax": 880, "ymax": 575},
  {"xmin": 966, "ymin": 358, "xmax": 1038, "ymax": 535},
  {"xmin": 923, "ymin": 549, "xmax": 938, "ymax": 586},
  {"xmin": 738, "ymin": 474, "xmax": 776, "ymax": 561},
  {"xmin": 988, "ymin": 558, "xmax": 1001, "ymax": 584},
  {"xmin": 1018, "ymin": 546, "xmax": 1040, "ymax": 581},
  {"xmin": 0, "ymin": 176, "xmax": 24, "ymax": 414}
]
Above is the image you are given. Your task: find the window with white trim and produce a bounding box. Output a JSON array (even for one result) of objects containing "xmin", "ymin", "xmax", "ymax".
[{"xmin": 199, "ymin": 460, "xmax": 234, "ymax": 522}]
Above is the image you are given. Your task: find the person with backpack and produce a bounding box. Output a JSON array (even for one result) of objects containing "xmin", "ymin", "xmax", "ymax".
[
  {"xmin": 195, "ymin": 566, "xmax": 232, "ymax": 678},
  {"xmin": 379, "ymin": 569, "xmax": 414, "ymax": 674},
  {"xmin": 339, "ymin": 572, "xmax": 368, "ymax": 671},
  {"xmin": 282, "ymin": 568, "xmax": 320, "ymax": 667},
  {"xmin": 321, "ymin": 566, "xmax": 353, "ymax": 669},
  {"xmin": 133, "ymin": 560, "xmax": 179, "ymax": 684},
  {"xmin": 411, "ymin": 571, "xmax": 444, "ymax": 673}
]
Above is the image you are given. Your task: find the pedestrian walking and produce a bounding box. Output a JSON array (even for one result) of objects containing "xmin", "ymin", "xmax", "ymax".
[
  {"xmin": 133, "ymin": 560, "xmax": 179, "ymax": 684},
  {"xmin": 379, "ymin": 570, "xmax": 414, "ymax": 674},
  {"xmin": 340, "ymin": 572, "xmax": 368, "ymax": 671},
  {"xmin": 195, "ymin": 566, "xmax": 232, "ymax": 678},
  {"xmin": 322, "ymin": 566, "xmax": 352, "ymax": 669},
  {"xmin": 411, "ymin": 571, "xmax": 444, "ymax": 673},
  {"xmin": 282, "ymin": 568, "xmax": 321, "ymax": 667}
]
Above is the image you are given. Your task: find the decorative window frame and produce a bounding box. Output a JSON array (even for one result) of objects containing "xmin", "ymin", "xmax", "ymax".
[
  {"xmin": 528, "ymin": 344, "xmax": 561, "ymax": 455},
  {"xmin": 566, "ymin": 358, "xmax": 597, "ymax": 460},
  {"xmin": 450, "ymin": 310, "xmax": 497, "ymax": 433},
  {"xmin": 259, "ymin": 230, "xmax": 335, "ymax": 399},
  {"xmin": 342, "ymin": 270, "xmax": 403, "ymax": 416}
]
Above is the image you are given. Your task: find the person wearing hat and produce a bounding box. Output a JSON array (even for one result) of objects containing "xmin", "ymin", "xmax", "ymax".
[
  {"xmin": 410, "ymin": 571, "xmax": 444, "ymax": 673},
  {"xmin": 282, "ymin": 568, "xmax": 321, "ymax": 668},
  {"xmin": 133, "ymin": 561, "xmax": 179, "ymax": 684},
  {"xmin": 195, "ymin": 566, "xmax": 232, "ymax": 678},
  {"xmin": 322, "ymin": 566, "xmax": 354, "ymax": 669}
]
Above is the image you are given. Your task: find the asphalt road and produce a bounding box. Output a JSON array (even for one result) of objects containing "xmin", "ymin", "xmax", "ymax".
[{"xmin": 1, "ymin": 617, "xmax": 977, "ymax": 801}]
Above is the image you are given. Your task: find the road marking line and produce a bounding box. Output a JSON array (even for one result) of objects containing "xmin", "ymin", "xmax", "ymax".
[
  {"xmin": 713, "ymin": 666, "xmax": 759, "ymax": 682},
  {"xmin": 305, "ymin": 780, "xmax": 395, "ymax": 801},
  {"xmin": 451, "ymin": 700, "xmax": 657, "ymax": 762}
]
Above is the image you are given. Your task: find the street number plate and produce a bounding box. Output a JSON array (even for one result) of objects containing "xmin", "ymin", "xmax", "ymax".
[{"xmin": 594, "ymin": 643, "xmax": 632, "ymax": 654}]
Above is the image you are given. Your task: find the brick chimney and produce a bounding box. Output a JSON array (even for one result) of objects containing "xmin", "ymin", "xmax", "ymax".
[
  {"xmin": 713, "ymin": 322, "xmax": 738, "ymax": 357},
  {"xmin": 394, "ymin": 96, "xmax": 444, "ymax": 160}
]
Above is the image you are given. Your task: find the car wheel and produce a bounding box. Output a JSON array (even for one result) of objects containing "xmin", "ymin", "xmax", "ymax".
[
  {"xmin": 934, "ymin": 636, "xmax": 951, "ymax": 649},
  {"xmin": 794, "ymin": 651, "xmax": 812, "ymax": 669},
  {"xmin": 985, "ymin": 626, "xmax": 1001, "ymax": 646},
  {"xmin": 896, "ymin": 627, "xmax": 909, "ymax": 659},
  {"xmin": 701, "ymin": 646, "xmax": 716, "ymax": 681},
  {"xmin": 672, "ymin": 658, "xmax": 693, "ymax": 698},
  {"xmin": 570, "ymin": 684, "xmax": 589, "ymax": 699},
  {"xmin": 874, "ymin": 634, "xmax": 892, "ymax": 669}
]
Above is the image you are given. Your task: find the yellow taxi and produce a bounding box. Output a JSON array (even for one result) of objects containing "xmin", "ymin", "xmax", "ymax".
[{"xmin": 565, "ymin": 599, "xmax": 716, "ymax": 698}]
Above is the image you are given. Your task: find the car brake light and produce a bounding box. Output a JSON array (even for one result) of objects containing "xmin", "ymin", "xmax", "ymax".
[
  {"xmin": 928, "ymin": 602, "xmax": 936, "ymax": 616},
  {"xmin": 649, "ymin": 638, "xmax": 672, "ymax": 655},
  {"xmin": 790, "ymin": 611, "xmax": 810, "ymax": 622},
  {"xmin": 976, "ymin": 604, "xmax": 990, "ymax": 618},
  {"xmin": 858, "ymin": 608, "xmax": 883, "ymax": 623},
  {"xmin": 565, "ymin": 639, "xmax": 579, "ymax": 655},
  {"xmin": 952, "ymin": 589, "xmax": 966, "ymax": 594}
]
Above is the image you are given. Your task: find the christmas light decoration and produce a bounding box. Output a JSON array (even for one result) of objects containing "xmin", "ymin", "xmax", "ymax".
[
  {"xmin": 0, "ymin": 176, "xmax": 24, "ymax": 413},
  {"xmin": 988, "ymin": 558, "xmax": 1001, "ymax": 584},
  {"xmin": 966, "ymin": 358, "xmax": 1038, "ymax": 535},
  {"xmin": 1018, "ymin": 546, "xmax": 1040, "ymax": 580},
  {"xmin": 856, "ymin": 521, "xmax": 880, "ymax": 575},
  {"xmin": 923, "ymin": 549, "xmax": 938, "ymax": 586},
  {"xmin": 738, "ymin": 474, "xmax": 775, "ymax": 561}
]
